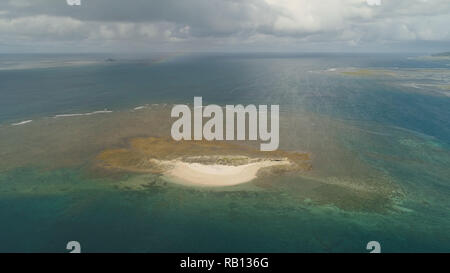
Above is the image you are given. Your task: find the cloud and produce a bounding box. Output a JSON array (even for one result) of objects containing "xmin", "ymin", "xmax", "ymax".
[
  {"xmin": 366, "ymin": 0, "xmax": 381, "ymax": 6},
  {"xmin": 0, "ymin": 0, "xmax": 448, "ymax": 52}
]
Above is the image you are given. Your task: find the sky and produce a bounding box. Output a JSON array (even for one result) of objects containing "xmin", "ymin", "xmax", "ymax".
[{"xmin": 0, "ymin": 0, "xmax": 449, "ymax": 53}]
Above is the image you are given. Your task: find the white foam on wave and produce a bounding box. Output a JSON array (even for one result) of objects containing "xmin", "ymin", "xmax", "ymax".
[
  {"xmin": 11, "ymin": 120, "xmax": 33, "ymax": 126},
  {"xmin": 54, "ymin": 110, "xmax": 112, "ymax": 118},
  {"xmin": 0, "ymin": 60, "xmax": 101, "ymax": 71},
  {"xmin": 134, "ymin": 103, "xmax": 171, "ymax": 110},
  {"xmin": 133, "ymin": 104, "xmax": 152, "ymax": 111}
]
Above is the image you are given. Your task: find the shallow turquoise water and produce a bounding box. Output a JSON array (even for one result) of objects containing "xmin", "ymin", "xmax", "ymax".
[
  {"xmin": 0, "ymin": 167, "xmax": 447, "ymax": 252},
  {"xmin": 0, "ymin": 53, "xmax": 448, "ymax": 252}
]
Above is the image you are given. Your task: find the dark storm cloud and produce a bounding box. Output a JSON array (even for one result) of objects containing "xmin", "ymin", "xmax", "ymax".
[{"xmin": 0, "ymin": 0, "xmax": 449, "ymax": 52}]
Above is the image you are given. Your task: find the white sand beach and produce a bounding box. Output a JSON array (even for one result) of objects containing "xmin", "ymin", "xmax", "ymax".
[{"xmin": 162, "ymin": 159, "xmax": 291, "ymax": 186}]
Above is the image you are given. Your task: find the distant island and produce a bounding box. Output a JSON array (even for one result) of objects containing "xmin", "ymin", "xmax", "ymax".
[
  {"xmin": 431, "ymin": 52, "xmax": 450, "ymax": 57},
  {"xmin": 412, "ymin": 51, "xmax": 450, "ymax": 61}
]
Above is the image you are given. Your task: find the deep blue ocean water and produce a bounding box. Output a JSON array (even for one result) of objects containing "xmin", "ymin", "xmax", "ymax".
[{"xmin": 0, "ymin": 53, "xmax": 448, "ymax": 252}]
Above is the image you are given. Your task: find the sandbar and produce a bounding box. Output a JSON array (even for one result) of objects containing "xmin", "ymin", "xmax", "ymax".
[{"xmin": 161, "ymin": 159, "xmax": 291, "ymax": 186}]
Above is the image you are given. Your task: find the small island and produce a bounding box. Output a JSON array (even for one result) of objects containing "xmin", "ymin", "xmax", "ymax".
[
  {"xmin": 431, "ymin": 52, "xmax": 450, "ymax": 57},
  {"xmin": 414, "ymin": 51, "xmax": 450, "ymax": 60},
  {"xmin": 96, "ymin": 137, "xmax": 312, "ymax": 187}
]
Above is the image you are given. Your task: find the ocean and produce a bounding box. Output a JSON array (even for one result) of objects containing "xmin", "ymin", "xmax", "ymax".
[{"xmin": 0, "ymin": 53, "xmax": 448, "ymax": 252}]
